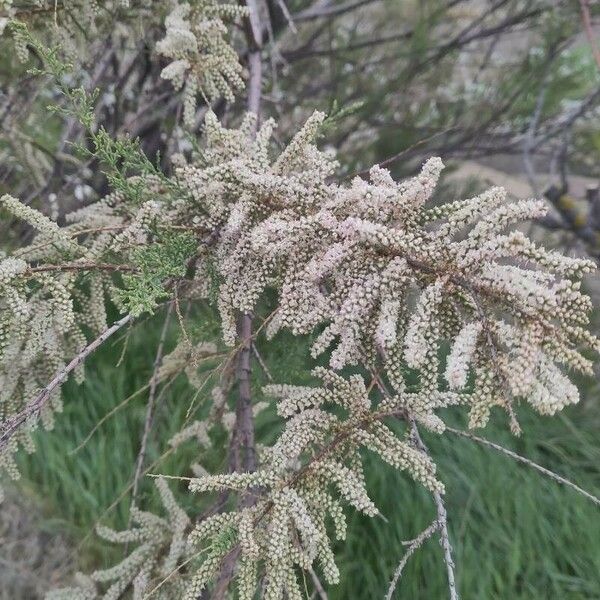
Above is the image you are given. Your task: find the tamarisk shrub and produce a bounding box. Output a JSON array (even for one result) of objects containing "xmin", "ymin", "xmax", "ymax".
[
  {"xmin": 1, "ymin": 108, "xmax": 597, "ymax": 597},
  {"xmin": 1, "ymin": 4, "xmax": 599, "ymax": 598}
]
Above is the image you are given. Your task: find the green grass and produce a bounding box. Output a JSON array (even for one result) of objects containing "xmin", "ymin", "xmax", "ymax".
[
  {"xmin": 14, "ymin": 309, "xmax": 600, "ymax": 598},
  {"xmin": 16, "ymin": 307, "xmax": 224, "ymax": 568},
  {"xmin": 335, "ymin": 405, "xmax": 600, "ymax": 599}
]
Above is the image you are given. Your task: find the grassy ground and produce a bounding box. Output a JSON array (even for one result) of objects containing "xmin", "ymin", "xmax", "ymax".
[{"xmin": 13, "ymin": 308, "xmax": 600, "ymax": 599}]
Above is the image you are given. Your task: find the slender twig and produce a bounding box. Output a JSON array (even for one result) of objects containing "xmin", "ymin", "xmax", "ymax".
[
  {"xmin": 26, "ymin": 261, "xmax": 138, "ymax": 275},
  {"xmin": 275, "ymin": 0, "xmax": 297, "ymax": 32},
  {"xmin": 0, "ymin": 314, "xmax": 132, "ymax": 450},
  {"xmin": 252, "ymin": 342, "xmax": 273, "ymax": 382},
  {"xmin": 411, "ymin": 419, "xmax": 458, "ymax": 600},
  {"xmin": 446, "ymin": 427, "xmax": 600, "ymax": 507},
  {"xmin": 385, "ymin": 519, "xmax": 440, "ymax": 600},
  {"xmin": 309, "ymin": 565, "xmax": 329, "ymax": 600},
  {"xmin": 410, "ymin": 422, "xmax": 459, "ymax": 600},
  {"xmin": 579, "ymin": 0, "xmax": 600, "ymax": 71},
  {"xmin": 236, "ymin": 0, "xmax": 263, "ymax": 478},
  {"xmin": 131, "ymin": 303, "xmax": 173, "ymax": 506},
  {"xmin": 294, "ymin": 0, "xmax": 379, "ymax": 21},
  {"xmin": 523, "ymin": 62, "xmax": 553, "ymax": 198}
]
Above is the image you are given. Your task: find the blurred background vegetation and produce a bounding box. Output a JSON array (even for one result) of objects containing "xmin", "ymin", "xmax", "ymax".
[{"xmin": 2, "ymin": 0, "xmax": 600, "ymax": 598}]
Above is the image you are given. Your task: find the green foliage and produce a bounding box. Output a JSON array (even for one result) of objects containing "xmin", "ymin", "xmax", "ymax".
[
  {"xmin": 120, "ymin": 232, "xmax": 197, "ymax": 316},
  {"xmin": 322, "ymin": 99, "xmax": 366, "ymax": 135},
  {"xmin": 13, "ymin": 22, "xmax": 183, "ymax": 204}
]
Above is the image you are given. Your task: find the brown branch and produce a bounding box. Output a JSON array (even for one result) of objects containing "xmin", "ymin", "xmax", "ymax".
[
  {"xmin": 579, "ymin": 0, "xmax": 600, "ymax": 71},
  {"xmin": 210, "ymin": 4, "xmax": 264, "ymax": 598},
  {"xmin": 0, "ymin": 313, "xmax": 132, "ymax": 451},
  {"xmin": 235, "ymin": 0, "xmax": 263, "ymax": 479},
  {"xmin": 236, "ymin": 313, "xmax": 257, "ymax": 475},
  {"xmin": 26, "ymin": 262, "xmax": 138, "ymax": 275}
]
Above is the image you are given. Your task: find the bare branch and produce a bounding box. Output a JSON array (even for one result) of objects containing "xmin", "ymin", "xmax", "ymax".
[
  {"xmin": 410, "ymin": 423, "xmax": 459, "ymax": 600},
  {"xmin": 385, "ymin": 519, "xmax": 440, "ymax": 600},
  {"xmin": 252, "ymin": 342, "xmax": 273, "ymax": 382},
  {"xmin": 446, "ymin": 427, "xmax": 600, "ymax": 507},
  {"xmin": 579, "ymin": 0, "xmax": 600, "ymax": 71},
  {"xmin": 131, "ymin": 303, "xmax": 173, "ymax": 506},
  {"xmin": 294, "ymin": 0, "xmax": 380, "ymax": 22},
  {"xmin": 26, "ymin": 262, "xmax": 138, "ymax": 275},
  {"xmin": 309, "ymin": 565, "xmax": 329, "ymax": 600}
]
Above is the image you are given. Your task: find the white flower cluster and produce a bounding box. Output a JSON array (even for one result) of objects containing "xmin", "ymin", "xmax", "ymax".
[
  {"xmin": 445, "ymin": 321, "xmax": 482, "ymax": 390},
  {"xmin": 0, "ymin": 194, "xmax": 131, "ymax": 494},
  {"xmin": 2, "ymin": 108, "xmax": 597, "ymax": 598},
  {"xmin": 183, "ymin": 369, "xmax": 440, "ymax": 599},
  {"xmin": 156, "ymin": 1, "xmax": 247, "ymax": 125},
  {"xmin": 172, "ymin": 111, "xmax": 598, "ymax": 430},
  {"xmin": 1, "ymin": 194, "xmax": 82, "ymax": 255},
  {"xmin": 0, "ymin": 259, "xmax": 86, "ymax": 499},
  {"xmin": 47, "ymin": 478, "xmax": 191, "ymax": 599}
]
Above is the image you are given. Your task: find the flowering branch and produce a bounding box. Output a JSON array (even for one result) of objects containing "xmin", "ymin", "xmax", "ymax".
[{"xmin": 0, "ymin": 313, "xmax": 132, "ymax": 452}]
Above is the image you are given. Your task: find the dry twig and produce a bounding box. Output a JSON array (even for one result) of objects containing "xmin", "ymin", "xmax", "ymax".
[
  {"xmin": 446, "ymin": 427, "xmax": 600, "ymax": 507},
  {"xmin": 0, "ymin": 313, "xmax": 132, "ymax": 451},
  {"xmin": 385, "ymin": 519, "xmax": 440, "ymax": 600}
]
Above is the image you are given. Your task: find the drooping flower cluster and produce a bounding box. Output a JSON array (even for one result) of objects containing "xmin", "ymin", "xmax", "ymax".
[
  {"xmin": 180, "ymin": 368, "xmax": 440, "ymax": 600},
  {"xmin": 157, "ymin": 0, "xmax": 247, "ymax": 125},
  {"xmin": 0, "ymin": 190, "xmax": 169, "ymax": 493},
  {"xmin": 172, "ymin": 111, "xmax": 598, "ymax": 431},
  {"xmin": 47, "ymin": 478, "xmax": 191, "ymax": 599}
]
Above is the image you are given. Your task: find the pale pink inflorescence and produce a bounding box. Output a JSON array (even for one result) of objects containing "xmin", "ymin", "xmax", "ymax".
[{"xmin": 3, "ymin": 106, "xmax": 598, "ymax": 599}]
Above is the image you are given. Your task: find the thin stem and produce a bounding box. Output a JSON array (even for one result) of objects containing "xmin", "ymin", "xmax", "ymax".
[
  {"xmin": 309, "ymin": 565, "xmax": 329, "ymax": 600},
  {"xmin": 26, "ymin": 261, "xmax": 138, "ymax": 275},
  {"xmin": 410, "ymin": 422, "xmax": 459, "ymax": 600},
  {"xmin": 0, "ymin": 313, "xmax": 132, "ymax": 450},
  {"xmin": 446, "ymin": 427, "xmax": 600, "ymax": 507},
  {"xmin": 385, "ymin": 519, "xmax": 440, "ymax": 600},
  {"xmin": 131, "ymin": 303, "xmax": 173, "ymax": 506}
]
